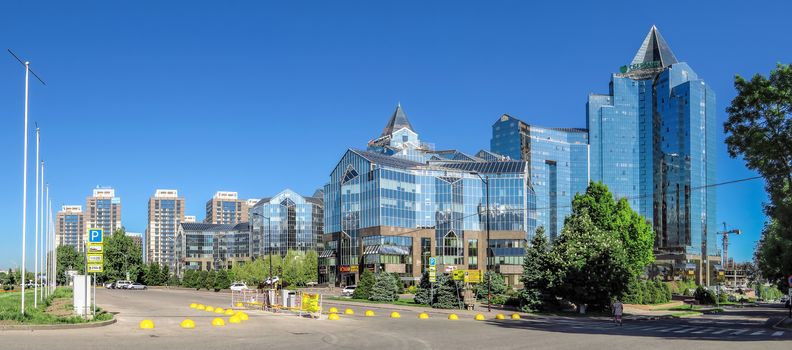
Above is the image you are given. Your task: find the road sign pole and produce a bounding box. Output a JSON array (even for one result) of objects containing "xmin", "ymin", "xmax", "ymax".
[{"xmin": 93, "ymin": 273, "xmax": 96, "ymax": 317}]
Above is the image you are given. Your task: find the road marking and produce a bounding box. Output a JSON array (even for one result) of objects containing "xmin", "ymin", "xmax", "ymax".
[
  {"xmin": 749, "ymin": 331, "xmax": 764, "ymax": 336},
  {"xmin": 641, "ymin": 327, "xmax": 665, "ymax": 331},
  {"xmin": 711, "ymin": 329, "xmax": 731, "ymax": 335},
  {"xmin": 772, "ymin": 331, "xmax": 784, "ymax": 337},
  {"xmin": 731, "ymin": 329, "xmax": 749, "ymax": 335},
  {"xmin": 657, "ymin": 327, "xmax": 680, "ymax": 332},
  {"xmin": 673, "ymin": 327, "xmax": 697, "ymax": 333},
  {"xmin": 692, "ymin": 328, "xmax": 714, "ymax": 334}
]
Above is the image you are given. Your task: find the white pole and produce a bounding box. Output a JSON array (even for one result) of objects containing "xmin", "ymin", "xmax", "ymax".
[
  {"xmin": 40, "ymin": 162, "xmax": 45, "ymax": 300},
  {"xmin": 34, "ymin": 130, "xmax": 40, "ymax": 308},
  {"xmin": 20, "ymin": 62, "xmax": 30, "ymax": 315},
  {"xmin": 49, "ymin": 201, "xmax": 55, "ymax": 293},
  {"xmin": 43, "ymin": 182, "xmax": 48, "ymax": 298}
]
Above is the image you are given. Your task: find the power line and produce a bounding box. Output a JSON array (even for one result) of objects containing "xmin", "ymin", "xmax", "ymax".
[{"xmin": 332, "ymin": 175, "xmax": 764, "ymax": 239}]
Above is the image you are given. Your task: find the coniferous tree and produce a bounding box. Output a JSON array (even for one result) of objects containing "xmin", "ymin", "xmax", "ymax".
[
  {"xmin": 520, "ymin": 227, "xmax": 559, "ymax": 311},
  {"xmin": 352, "ymin": 269, "xmax": 375, "ymax": 300},
  {"xmin": 433, "ymin": 274, "xmax": 463, "ymax": 309},
  {"xmin": 413, "ymin": 272, "xmax": 432, "ymax": 305},
  {"xmin": 369, "ymin": 273, "xmax": 399, "ymax": 302}
]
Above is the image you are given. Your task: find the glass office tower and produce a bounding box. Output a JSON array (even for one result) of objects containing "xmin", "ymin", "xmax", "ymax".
[
  {"xmin": 249, "ymin": 189, "xmax": 324, "ymax": 258},
  {"xmin": 322, "ymin": 105, "xmax": 534, "ymax": 286},
  {"xmin": 586, "ymin": 26, "xmax": 717, "ymax": 284},
  {"xmin": 490, "ymin": 114, "xmax": 589, "ymax": 240}
]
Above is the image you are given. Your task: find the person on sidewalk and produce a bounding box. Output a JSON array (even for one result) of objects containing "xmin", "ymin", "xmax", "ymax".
[{"xmin": 612, "ymin": 299, "xmax": 624, "ymax": 326}]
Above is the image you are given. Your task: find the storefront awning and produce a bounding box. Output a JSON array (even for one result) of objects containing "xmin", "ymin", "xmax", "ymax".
[
  {"xmin": 363, "ymin": 245, "xmax": 410, "ymax": 256},
  {"xmin": 319, "ymin": 250, "xmax": 336, "ymax": 258}
]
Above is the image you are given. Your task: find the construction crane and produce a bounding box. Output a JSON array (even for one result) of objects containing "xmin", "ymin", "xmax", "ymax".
[{"xmin": 718, "ymin": 222, "xmax": 741, "ymax": 288}]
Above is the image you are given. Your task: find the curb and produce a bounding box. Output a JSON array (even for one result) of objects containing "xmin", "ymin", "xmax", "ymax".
[{"xmin": 0, "ymin": 317, "xmax": 116, "ymax": 331}]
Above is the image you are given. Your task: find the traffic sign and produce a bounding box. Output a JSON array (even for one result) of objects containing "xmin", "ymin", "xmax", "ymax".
[
  {"xmin": 787, "ymin": 275, "xmax": 792, "ymax": 287},
  {"xmin": 87, "ymin": 254, "xmax": 104, "ymax": 264},
  {"xmin": 452, "ymin": 270, "xmax": 465, "ymax": 281},
  {"xmin": 429, "ymin": 257, "xmax": 436, "ymax": 267},
  {"xmin": 428, "ymin": 265, "xmax": 437, "ymax": 283},
  {"xmin": 87, "ymin": 264, "xmax": 103, "ymax": 273},
  {"xmin": 87, "ymin": 243, "xmax": 103, "ymax": 253},
  {"xmin": 88, "ymin": 228, "xmax": 103, "ymax": 243}
]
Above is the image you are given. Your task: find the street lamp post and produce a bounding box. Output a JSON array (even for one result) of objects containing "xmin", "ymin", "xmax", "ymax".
[{"xmin": 472, "ymin": 172, "xmax": 491, "ymax": 312}]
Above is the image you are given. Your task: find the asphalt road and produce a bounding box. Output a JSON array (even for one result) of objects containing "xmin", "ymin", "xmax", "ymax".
[{"xmin": 1, "ymin": 288, "xmax": 789, "ymax": 350}]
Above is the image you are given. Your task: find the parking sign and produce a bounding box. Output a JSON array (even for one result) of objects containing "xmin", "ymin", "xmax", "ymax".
[{"xmin": 88, "ymin": 228, "xmax": 103, "ymax": 243}]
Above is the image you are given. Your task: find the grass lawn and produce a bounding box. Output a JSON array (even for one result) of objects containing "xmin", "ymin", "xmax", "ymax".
[
  {"xmin": 0, "ymin": 288, "xmax": 113, "ymax": 325},
  {"xmin": 327, "ymin": 296, "xmax": 420, "ymax": 307}
]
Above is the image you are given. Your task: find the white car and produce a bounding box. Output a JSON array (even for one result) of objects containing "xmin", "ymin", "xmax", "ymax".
[
  {"xmin": 230, "ymin": 282, "xmax": 248, "ymax": 292},
  {"xmin": 341, "ymin": 285, "xmax": 356, "ymax": 297}
]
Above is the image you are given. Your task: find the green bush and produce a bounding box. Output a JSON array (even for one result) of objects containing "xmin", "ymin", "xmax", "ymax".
[
  {"xmin": 369, "ymin": 273, "xmax": 399, "ymax": 302},
  {"xmin": 213, "ymin": 269, "xmax": 230, "ymax": 292},
  {"xmin": 414, "ymin": 272, "xmax": 432, "ymax": 305},
  {"xmin": 476, "ymin": 272, "xmax": 507, "ymax": 300},
  {"xmin": 694, "ymin": 286, "xmax": 716, "ymax": 305},
  {"xmin": 352, "ymin": 270, "xmax": 375, "ymax": 300},
  {"xmin": 406, "ymin": 285, "xmax": 417, "ymax": 294}
]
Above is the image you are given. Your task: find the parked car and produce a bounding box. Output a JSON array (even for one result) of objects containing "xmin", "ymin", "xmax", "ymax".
[
  {"xmin": 113, "ymin": 280, "xmax": 133, "ymax": 289},
  {"xmin": 126, "ymin": 283, "xmax": 147, "ymax": 290},
  {"xmin": 103, "ymin": 282, "xmax": 114, "ymax": 288},
  {"xmin": 230, "ymin": 282, "xmax": 248, "ymax": 292},
  {"xmin": 341, "ymin": 285, "xmax": 356, "ymax": 297}
]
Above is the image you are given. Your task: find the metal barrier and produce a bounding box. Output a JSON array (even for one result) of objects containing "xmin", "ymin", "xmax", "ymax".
[{"xmin": 231, "ymin": 289, "xmax": 322, "ymax": 319}]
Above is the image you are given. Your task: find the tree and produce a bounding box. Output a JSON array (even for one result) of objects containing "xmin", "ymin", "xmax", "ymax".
[
  {"xmin": 570, "ymin": 182, "xmax": 654, "ymax": 278},
  {"xmin": 414, "ymin": 272, "xmax": 432, "ymax": 305},
  {"xmin": 214, "ymin": 269, "xmax": 230, "ymax": 292},
  {"xmin": 144, "ymin": 263, "xmax": 161, "ymax": 286},
  {"xmin": 369, "ymin": 273, "xmax": 399, "ymax": 302},
  {"xmin": 302, "ymin": 250, "xmax": 318, "ymax": 284},
  {"xmin": 520, "ymin": 227, "xmax": 561, "ymax": 311},
  {"xmin": 182, "ymin": 269, "xmax": 196, "ymax": 288},
  {"xmin": 102, "ymin": 228, "xmax": 143, "ymax": 283},
  {"xmin": 282, "ymin": 250, "xmax": 304, "ymax": 286},
  {"xmin": 553, "ymin": 212, "xmax": 631, "ymax": 312},
  {"xmin": 725, "ymin": 64, "xmax": 792, "ymax": 289},
  {"xmin": 196, "ymin": 270, "xmax": 209, "ymax": 290},
  {"xmin": 205, "ymin": 270, "xmax": 217, "ymax": 291},
  {"xmin": 160, "ymin": 265, "xmax": 170, "ymax": 285},
  {"xmin": 353, "ymin": 269, "xmax": 375, "ymax": 300},
  {"xmin": 433, "ymin": 273, "xmax": 463, "ymax": 309},
  {"xmin": 56, "ymin": 245, "xmax": 84, "ymax": 285},
  {"xmin": 476, "ymin": 271, "xmax": 506, "ymax": 299}
]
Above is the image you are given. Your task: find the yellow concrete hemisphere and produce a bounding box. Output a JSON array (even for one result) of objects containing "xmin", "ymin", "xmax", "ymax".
[
  {"xmin": 211, "ymin": 318, "xmax": 226, "ymax": 326},
  {"xmin": 474, "ymin": 314, "xmax": 485, "ymax": 321},
  {"xmin": 196, "ymin": 304, "xmax": 206, "ymax": 310},
  {"xmin": 189, "ymin": 303, "xmax": 197, "ymax": 309},
  {"xmin": 139, "ymin": 320, "xmax": 155, "ymax": 329},
  {"xmin": 235, "ymin": 302, "xmax": 244, "ymax": 308},
  {"xmin": 344, "ymin": 308, "xmax": 354, "ymax": 315},
  {"xmin": 418, "ymin": 312, "xmax": 429, "ymax": 319},
  {"xmin": 180, "ymin": 319, "xmax": 196, "ymax": 329},
  {"xmin": 214, "ymin": 307, "xmax": 225, "ymax": 314},
  {"xmin": 511, "ymin": 313, "xmax": 521, "ymax": 320},
  {"xmin": 235, "ymin": 312, "xmax": 249, "ymax": 321},
  {"xmin": 448, "ymin": 314, "xmax": 459, "ymax": 320},
  {"xmin": 390, "ymin": 311, "xmax": 401, "ymax": 319},
  {"xmin": 225, "ymin": 309, "xmax": 236, "ymax": 316},
  {"xmin": 364, "ymin": 310, "xmax": 375, "ymax": 317},
  {"xmin": 205, "ymin": 306, "xmax": 215, "ymax": 312},
  {"xmin": 495, "ymin": 314, "xmax": 506, "ymax": 320},
  {"xmin": 328, "ymin": 307, "xmax": 339, "ymax": 313},
  {"xmin": 328, "ymin": 313, "xmax": 340, "ymax": 320},
  {"xmin": 229, "ymin": 316, "xmax": 241, "ymax": 324}
]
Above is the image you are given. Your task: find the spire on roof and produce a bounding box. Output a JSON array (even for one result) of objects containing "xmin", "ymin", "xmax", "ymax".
[
  {"xmin": 381, "ymin": 103, "xmax": 415, "ymax": 137},
  {"xmin": 631, "ymin": 25, "xmax": 678, "ymax": 67}
]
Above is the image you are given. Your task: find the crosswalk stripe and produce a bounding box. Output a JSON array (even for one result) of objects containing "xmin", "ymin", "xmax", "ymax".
[
  {"xmin": 749, "ymin": 331, "xmax": 764, "ymax": 336},
  {"xmin": 657, "ymin": 327, "xmax": 680, "ymax": 332},
  {"xmin": 673, "ymin": 328, "xmax": 697, "ymax": 333},
  {"xmin": 772, "ymin": 331, "xmax": 784, "ymax": 337},
  {"xmin": 731, "ymin": 329, "xmax": 749, "ymax": 335},
  {"xmin": 692, "ymin": 328, "xmax": 714, "ymax": 334},
  {"xmin": 642, "ymin": 327, "xmax": 665, "ymax": 331},
  {"xmin": 711, "ymin": 329, "xmax": 731, "ymax": 334}
]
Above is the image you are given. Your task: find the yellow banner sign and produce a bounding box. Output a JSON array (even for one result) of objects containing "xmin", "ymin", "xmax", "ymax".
[{"xmin": 301, "ymin": 293, "xmax": 320, "ymax": 313}]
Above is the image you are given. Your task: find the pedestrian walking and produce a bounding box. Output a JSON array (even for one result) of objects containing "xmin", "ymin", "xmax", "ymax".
[{"xmin": 612, "ymin": 299, "xmax": 624, "ymax": 326}]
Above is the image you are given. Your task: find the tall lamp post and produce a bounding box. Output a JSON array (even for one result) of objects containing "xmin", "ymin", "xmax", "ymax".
[
  {"xmin": 472, "ymin": 172, "xmax": 491, "ymax": 312},
  {"xmin": 251, "ymin": 212, "xmax": 274, "ymax": 283}
]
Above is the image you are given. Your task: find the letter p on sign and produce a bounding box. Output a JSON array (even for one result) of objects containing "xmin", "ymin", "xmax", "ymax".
[{"xmin": 88, "ymin": 229, "xmax": 103, "ymax": 243}]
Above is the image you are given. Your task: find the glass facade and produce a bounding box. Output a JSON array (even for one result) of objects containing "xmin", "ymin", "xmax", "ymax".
[
  {"xmin": 175, "ymin": 222, "xmax": 250, "ymax": 274},
  {"xmin": 586, "ymin": 26, "xmax": 717, "ymax": 270},
  {"xmin": 490, "ymin": 115, "xmax": 589, "ymax": 240},
  {"xmin": 322, "ymin": 105, "xmax": 534, "ymax": 286},
  {"xmin": 249, "ymin": 189, "xmax": 324, "ymax": 258}
]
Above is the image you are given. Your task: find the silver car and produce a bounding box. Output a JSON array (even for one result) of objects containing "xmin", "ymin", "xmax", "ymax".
[{"xmin": 126, "ymin": 282, "xmax": 147, "ymax": 290}]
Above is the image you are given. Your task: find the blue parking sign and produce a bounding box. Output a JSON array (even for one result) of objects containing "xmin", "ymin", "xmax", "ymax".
[
  {"xmin": 429, "ymin": 257, "xmax": 436, "ymax": 267},
  {"xmin": 88, "ymin": 229, "xmax": 103, "ymax": 243}
]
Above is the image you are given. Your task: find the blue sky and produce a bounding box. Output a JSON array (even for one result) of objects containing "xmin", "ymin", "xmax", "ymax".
[{"xmin": 1, "ymin": 1, "xmax": 787, "ymax": 270}]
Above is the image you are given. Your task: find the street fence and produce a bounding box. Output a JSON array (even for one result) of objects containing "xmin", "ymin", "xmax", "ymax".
[{"xmin": 231, "ymin": 289, "xmax": 322, "ymax": 319}]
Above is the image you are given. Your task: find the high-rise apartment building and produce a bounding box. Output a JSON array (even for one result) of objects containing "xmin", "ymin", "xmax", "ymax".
[
  {"xmin": 146, "ymin": 189, "xmax": 186, "ymax": 269},
  {"xmin": 55, "ymin": 205, "xmax": 85, "ymax": 252},
  {"xmin": 321, "ymin": 105, "xmax": 534, "ymax": 286},
  {"xmin": 85, "ymin": 187, "xmax": 122, "ymax": 238},
  {"xmin": 204, "ymin": 191, "xmax": 250, "ymax": 225},
  {"xmin": 491, "ymin": 114, "xmax": 589, "ymax": 240},
  {"xmin": 587, "ymin": 26, "xmax": 717, "ymax": 284}
]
